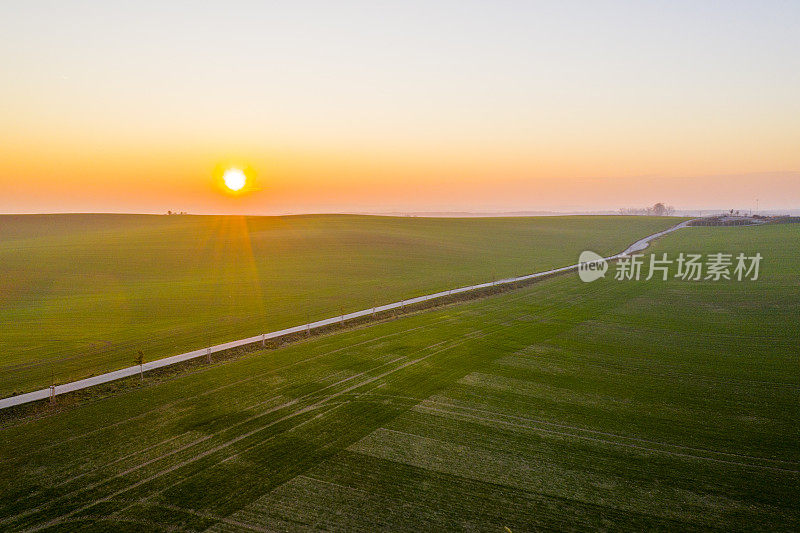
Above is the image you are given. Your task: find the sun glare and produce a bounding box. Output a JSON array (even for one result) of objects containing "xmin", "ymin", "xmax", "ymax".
[{"xmin": 222, "ymin": 168, "xmax": 247, "ymax": 192}]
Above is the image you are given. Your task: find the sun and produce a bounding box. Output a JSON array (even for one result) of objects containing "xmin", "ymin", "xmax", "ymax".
[{"xmin": 222, "ymin": 168, "xmax": 247, "ymax": 192}]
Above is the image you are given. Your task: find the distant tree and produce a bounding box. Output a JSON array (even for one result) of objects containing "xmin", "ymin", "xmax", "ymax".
[{"xmin": 652, "ymin": 203, "xmax": 667, "ymax": 216}]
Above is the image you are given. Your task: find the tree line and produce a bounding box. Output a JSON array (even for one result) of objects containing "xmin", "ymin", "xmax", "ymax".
[{"xmin": 618, "ymin": 203, "xmax": 675, "ymax": 216}]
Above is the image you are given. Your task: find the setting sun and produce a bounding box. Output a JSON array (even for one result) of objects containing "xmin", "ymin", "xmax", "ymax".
[{"xmin": 222, "ymin": 168, "xmax": 246, "ymax": 192}]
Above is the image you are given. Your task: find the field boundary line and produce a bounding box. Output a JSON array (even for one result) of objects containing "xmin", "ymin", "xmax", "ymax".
[{"xmin": 0, "ymin": 220, "xmax": 691, "ymax": 409}]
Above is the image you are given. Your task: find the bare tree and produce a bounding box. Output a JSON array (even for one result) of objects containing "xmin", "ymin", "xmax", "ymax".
[
  {"xmin": 135, "ymin": 350, "xmax": 144, "ymax": 381},
  {"xmin": 652, "ymin": 203, "xmax": 667, "ymax": 216}
]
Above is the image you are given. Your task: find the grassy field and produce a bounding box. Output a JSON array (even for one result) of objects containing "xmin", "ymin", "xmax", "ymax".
[
  {"xmin": 0, "ymin": 214, "xmax": 680, "ymax": 396},
  {"xmin": 0, "ymin": 223, "xmax": 797, "ymax": 531}
]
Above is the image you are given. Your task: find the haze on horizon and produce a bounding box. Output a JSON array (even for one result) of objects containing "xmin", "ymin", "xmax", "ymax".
[{"xmin": 2, "ymin": 1, "xmax": 799, "ymax": 215}]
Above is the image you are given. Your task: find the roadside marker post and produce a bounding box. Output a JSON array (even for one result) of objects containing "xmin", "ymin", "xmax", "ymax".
[{"xmin": 134, "ymin": 350, "xmax": 144, "ymax": 382}]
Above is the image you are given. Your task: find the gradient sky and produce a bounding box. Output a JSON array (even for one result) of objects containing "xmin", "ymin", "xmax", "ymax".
[{"xmin": 2, "ymin": 1, "xmax": 799, "ymax": 214}]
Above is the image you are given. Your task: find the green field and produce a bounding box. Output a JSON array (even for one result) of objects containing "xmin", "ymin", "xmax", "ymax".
[
  {"xmin": 0, "ymin": 214, "xmax": 680, "ymax": 396},
  {"xmin": 0, "ymin": 223, "xmax": 797, "ymax": 531}
]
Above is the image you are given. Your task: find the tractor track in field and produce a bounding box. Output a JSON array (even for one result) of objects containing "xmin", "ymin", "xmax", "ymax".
[
  {"xmin": 411, "ymin": 401, "xmax": 800, "ymax": 473},
  {"xmin": 323, "ymin": 389, "xmax": 800, "ymax": 470},
  {"xmin": 5, "ymin": 289, "xmax": 547, "ymax": 527},
  {"xmin": 10, "ymin": 331, "xmax": 488, "ymax": 531},
  {"xmin": 2, "ymin": 322, "xmax": 463, "ymax": 518},
  {"xmin": 16, "ymin": 297, "xmax": 549, "ymax": 532},
  {"xmin": 4, "ymin": 359, "xmax": 404, "ymax": 530},
  {"xmin": 10, "ymin": 321, "xmax": 439, "ymax": 455},
  {"xmin": 109, "ymin": 501, "xmax": 270, "ymax": 533}
]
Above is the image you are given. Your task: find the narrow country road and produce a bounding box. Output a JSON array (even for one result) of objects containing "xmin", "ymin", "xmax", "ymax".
[{"xmin": 0, "ymin": 220, "xmax": 692, "ymax": 410}]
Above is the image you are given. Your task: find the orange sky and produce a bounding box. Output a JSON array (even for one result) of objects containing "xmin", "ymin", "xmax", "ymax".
[{"xmin": 2, "ymin": 2, "xmax": 799, "ymax": 214}]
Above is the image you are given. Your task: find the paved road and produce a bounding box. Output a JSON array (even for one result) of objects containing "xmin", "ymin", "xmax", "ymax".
[
  {"xmin": 0, "ymin": 220, "xmax": 692, "ymax": 410},
  {"xmin": 620, "ymin": 220, "xmax": 692, "ymax": 255}
]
